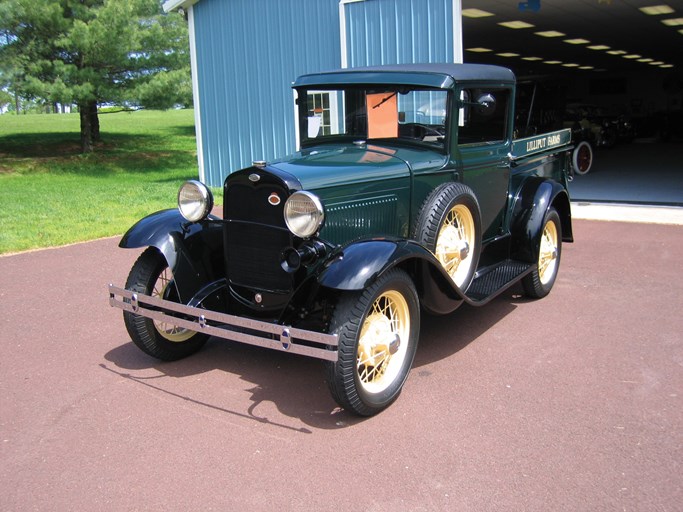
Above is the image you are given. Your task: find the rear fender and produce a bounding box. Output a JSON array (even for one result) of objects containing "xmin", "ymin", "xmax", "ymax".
[
  {"xmin": 317, "ymin": 238, "xmax": 465, "ymax": 315},
  {"xmin": 510, "ymin": 178, "xmax": 573, "ymax": 262},
  {"xmin": 119, "ymin": 209, "xmax": 224, "ymax": 303}
]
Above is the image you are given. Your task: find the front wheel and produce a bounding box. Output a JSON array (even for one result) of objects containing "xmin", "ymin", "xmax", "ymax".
[
  {"xmin": 522, "ymin": 208, "xmax": 562, "ymax": 299},
  {"xmin": 325, "ymin": 268, "xmax": 420, "ymax": 416},
  {"xmin": 123, "ymin": 247, "xmax": 209, "ymax": 360}
]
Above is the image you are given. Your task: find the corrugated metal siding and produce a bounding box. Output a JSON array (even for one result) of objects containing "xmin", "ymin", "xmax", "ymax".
[
  {"xmin": 344, "ymin": 0, "xmax": 454, "ymax": 67},
  {"xmin": 193, "ymin": 0, "xmax": 341, "ymax": 186},
  {"xmin": 192, "ymin": 0, "xmax": 457, "ymax": 187}
]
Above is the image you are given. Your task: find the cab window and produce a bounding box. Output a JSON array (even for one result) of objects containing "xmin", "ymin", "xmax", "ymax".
[{"xmin": 458, "ymin": 87, "xmax": 511, "ymax": 145}]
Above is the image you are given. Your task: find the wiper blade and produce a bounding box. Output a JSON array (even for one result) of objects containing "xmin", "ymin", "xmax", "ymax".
[{"xmin": 372, "ymin": 92, "xmax": 397, "ymax": 109}]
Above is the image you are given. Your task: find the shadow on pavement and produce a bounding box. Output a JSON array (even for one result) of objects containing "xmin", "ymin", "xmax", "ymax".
[{"xmin": 102, "ymin": 287, "xmax": 524, "ymax": 431}]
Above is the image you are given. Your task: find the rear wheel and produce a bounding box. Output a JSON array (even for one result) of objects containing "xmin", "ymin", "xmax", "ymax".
[
  {"xmin": 123, "ymin": 247, "xmax": 208, "ymax": 360},
  {"xmin": 325, "ymin": 268, "xmax": 420, "ymax": 416},
  {"xmin": 522, "ymin": 208, "xmax": 562, "ymax": 299}
]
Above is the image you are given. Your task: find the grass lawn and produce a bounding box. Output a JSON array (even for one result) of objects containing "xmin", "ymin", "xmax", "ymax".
[{"xmin": 0, "ymin": 109, "xmax": 209, "ymax": 254}]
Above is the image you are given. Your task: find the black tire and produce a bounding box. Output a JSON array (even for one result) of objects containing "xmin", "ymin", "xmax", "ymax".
[
  {"xmin": 572, "ymin": 140, "xmax": 593, "ymax": 175},
  {"xmin": 325, "ymin": 268, "xmax": 420, "ymax": 416},
  {"xmin": 123, "ymin": 247, "xmax": 209, "ymax": 361},
  {"xmin": 413, "ymin": 182, "xmax": 481, "ymax": 290},
  {"xmin": 522, "ymin": 208, "xmax": 562, "ymax": 299}
]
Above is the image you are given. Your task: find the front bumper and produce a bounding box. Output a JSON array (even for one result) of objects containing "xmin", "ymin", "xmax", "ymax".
[{"xmin": 108, "ymin": 284, "xmax": 338, "ymax": 362}]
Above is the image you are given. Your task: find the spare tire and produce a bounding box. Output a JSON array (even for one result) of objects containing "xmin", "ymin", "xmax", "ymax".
[{"xmin": 413, "ymin": 182, "xmax": 481, "ymax": 290}]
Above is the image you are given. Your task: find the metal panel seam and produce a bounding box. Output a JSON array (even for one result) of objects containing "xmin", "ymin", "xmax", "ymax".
[
  {"xmin": 340, "ymin": 0, "xmax": 366, "ymax": 68},
  {"xmin": 453, "ymin": 0, "xmax": 462, "ymax": 63}
]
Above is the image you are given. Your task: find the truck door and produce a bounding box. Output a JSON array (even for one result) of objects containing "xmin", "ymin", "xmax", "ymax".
[{"xmin": 453, "ymin": 86, "xmax": 513, "ymax": 241}]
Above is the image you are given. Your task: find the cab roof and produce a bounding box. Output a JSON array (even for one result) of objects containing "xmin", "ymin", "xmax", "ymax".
[{"xmin": 293, "ymin": 63, "xmax": 516, "ymax": 89}]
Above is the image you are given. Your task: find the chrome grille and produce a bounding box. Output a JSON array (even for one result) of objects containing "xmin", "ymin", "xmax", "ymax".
[{"xmin": 224, "ymin": 173, "xmax": 293, "ymax": 292}]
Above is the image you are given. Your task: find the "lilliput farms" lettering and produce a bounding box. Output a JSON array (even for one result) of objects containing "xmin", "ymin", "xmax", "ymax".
[
  {"xmin": 525, "ymin": 132, "xmax": 564, "ymax": 154},
  {"xmin": 526, "ymin": 138, "xmax": 546, "ymax": 152}
]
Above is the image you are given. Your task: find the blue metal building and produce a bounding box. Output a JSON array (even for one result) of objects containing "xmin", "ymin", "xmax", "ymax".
[{"xmin": 163, "ymin": 0, "xmax": 463, "ymax": 187}]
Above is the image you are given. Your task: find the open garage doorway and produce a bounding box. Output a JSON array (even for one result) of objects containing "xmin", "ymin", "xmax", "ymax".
[{"xmin": 460, "ymin": 0, "xmax": 683, "ymax": 206}]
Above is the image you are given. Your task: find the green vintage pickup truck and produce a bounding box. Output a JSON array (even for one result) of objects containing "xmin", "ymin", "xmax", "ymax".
[{"xmin": 109, "ymin": 63, "xmax": 573, "ymax": 416}]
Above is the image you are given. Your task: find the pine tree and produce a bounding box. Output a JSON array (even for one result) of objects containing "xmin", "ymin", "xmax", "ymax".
[{"xmin": 0, "ymin": 0, "xmax": 191, "ymax": 152}]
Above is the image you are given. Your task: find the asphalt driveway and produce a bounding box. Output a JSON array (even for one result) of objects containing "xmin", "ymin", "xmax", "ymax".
[{"xmin": 1, "ymin": 218, "xmax": 681, "ymax": 511}]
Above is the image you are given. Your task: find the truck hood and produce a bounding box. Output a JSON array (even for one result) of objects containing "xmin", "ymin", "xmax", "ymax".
[{"xmin": 270, "ymin": 143, "xmax": 447, "ymax": 191}]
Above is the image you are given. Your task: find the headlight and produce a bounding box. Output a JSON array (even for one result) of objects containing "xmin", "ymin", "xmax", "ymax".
[
  {"xmin": 178, "ymin": 180, "xmax": 213, "ymax": 222},
  {"xmin": 284, "ymin": 191, "xmax": 324, "ymax": 238}
]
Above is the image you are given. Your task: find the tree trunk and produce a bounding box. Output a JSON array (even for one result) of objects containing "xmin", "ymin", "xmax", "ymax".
[
  {"xmin": 89, "ymin": 101, "xmax": 100, "ymax": 142},
  {"xmin": 79, "ymin": 102, "xmax": 93, "ymax": 153}
]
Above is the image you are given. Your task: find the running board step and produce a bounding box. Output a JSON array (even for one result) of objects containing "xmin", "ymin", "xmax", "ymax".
[{"xmin": 465, "ymin": 259, "xmax": 533, "ymax": 304}]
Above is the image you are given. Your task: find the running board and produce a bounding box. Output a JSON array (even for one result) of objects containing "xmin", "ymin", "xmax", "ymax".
[{"xmin": 464, "ymin": 259, "xmax": 533, "ymax": 305}]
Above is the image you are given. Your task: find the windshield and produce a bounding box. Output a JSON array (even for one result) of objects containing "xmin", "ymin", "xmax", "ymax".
[{"xmin": 297, "ymin": 86, "xmax": 449, "ymax": 150}]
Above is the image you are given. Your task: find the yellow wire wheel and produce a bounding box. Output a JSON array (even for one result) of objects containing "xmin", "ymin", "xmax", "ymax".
[
  {"xmin": 537, "ymin": 217, "xmax": 559, "ymax": 286},
  {"xmin": 414, "ymin": 182, "xmax": 481, "ymax": 291},
  {"xmin": 326, "ymin": 268, "xmax": 420, "ymax": 416},
  {"xmin": 522, "ymin": 207, "xmax": 562, "ymax": 298},
  {"xmin": 435, "ymin": 203, "xmax": 477, "ymax": 288},
  {"xmin": 151, "ymin": 267, "xmax": 196, "ymax": 343},
  {"xmin": 356, "ymin": 289, "xmax": 411, "ymax": 393}
]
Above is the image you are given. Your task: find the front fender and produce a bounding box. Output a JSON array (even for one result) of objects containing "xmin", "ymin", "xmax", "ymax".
[
  {"xmin": 510, "ymin": 178, "xmax": 572, "ymax": 262},
  {"xmin": 317, "ymin": 239, "xmax": 400, "ymax": 290},
  {"xmin": 317, "ymin": 238, "xmax": 466, "ymax": 315},
  {"xmin": 120, "ymin": 209, "xmax": 224, "ymax": 303}
]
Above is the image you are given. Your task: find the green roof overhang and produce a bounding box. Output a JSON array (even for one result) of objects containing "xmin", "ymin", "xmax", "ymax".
[{"xmin": 293, "ymin": 63, "xmax": 515, "ymax": 89}]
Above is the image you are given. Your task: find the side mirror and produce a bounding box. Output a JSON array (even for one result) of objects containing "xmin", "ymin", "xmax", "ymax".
[{"xmin": 476, "ymin": 93, "xmax": 496, "ymax": 113}]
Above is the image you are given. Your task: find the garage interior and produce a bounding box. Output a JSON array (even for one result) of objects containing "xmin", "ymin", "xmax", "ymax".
[{"xmin": 461, "ymin": 0, "xmax": 683, "ymax": 206}]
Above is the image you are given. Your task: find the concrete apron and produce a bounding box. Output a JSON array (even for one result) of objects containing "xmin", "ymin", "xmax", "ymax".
[{"xmin": 571, "ymin": 202, "xmax": 683, "ymax": 226}]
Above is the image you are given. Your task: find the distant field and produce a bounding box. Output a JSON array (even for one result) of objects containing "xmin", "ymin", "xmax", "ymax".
[{"xmin": 0, "ymin": 109, "xmax": 205, "ymax": 254}]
